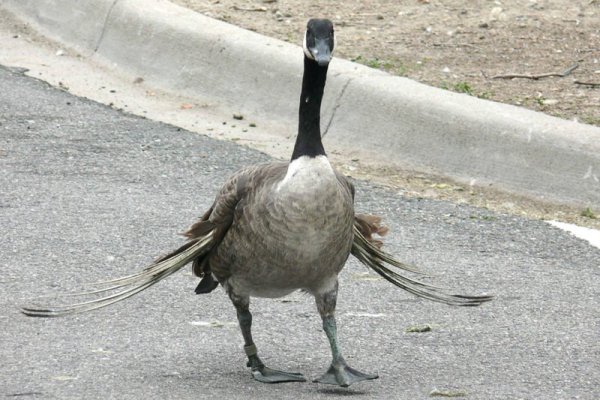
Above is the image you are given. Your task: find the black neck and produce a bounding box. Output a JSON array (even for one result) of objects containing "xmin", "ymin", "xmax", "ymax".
[{"xmin": 290, "ymin": 57, "xmax": 328, "ymax": 161}]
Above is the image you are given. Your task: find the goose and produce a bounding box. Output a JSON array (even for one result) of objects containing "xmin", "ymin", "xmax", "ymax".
[{"xmin": 22, "ymin": 18, "xmax": 492, "ymax": 387}]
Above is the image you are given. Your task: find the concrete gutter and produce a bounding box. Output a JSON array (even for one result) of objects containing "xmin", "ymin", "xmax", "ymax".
[{"xmin": 2, "ymin": 0, "xmax": 599, "ymax": 208}]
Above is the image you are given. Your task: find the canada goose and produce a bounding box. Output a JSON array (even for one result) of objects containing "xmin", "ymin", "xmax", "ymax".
[{"xmin": 22, "ymin": 18, "xmax": 492, "ymax": 387}]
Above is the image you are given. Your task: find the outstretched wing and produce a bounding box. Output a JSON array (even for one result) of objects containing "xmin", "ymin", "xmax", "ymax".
[
  {"xmin": 352, "ymin": 214, "xmax": 492, "ymax": 306},
  {"xmin": 21, "ymin": 162, "xmax": 289, "ymax": 317}
]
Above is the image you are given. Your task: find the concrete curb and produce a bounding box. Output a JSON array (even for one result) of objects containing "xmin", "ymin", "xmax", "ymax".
[{"xmin": 3, "ymin": 0, "xmax": 599, "ymax": 207}]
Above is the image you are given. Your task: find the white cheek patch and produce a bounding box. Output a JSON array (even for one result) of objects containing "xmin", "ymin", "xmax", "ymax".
[{"xmin": 303, "ymin": 31, "xmax": 314, "ymax": 60}]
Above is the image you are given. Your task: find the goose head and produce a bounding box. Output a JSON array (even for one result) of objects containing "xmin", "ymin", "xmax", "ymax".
[{"xmin": 303, "ymin": 19, "xmax": 335, "ymax": 67}]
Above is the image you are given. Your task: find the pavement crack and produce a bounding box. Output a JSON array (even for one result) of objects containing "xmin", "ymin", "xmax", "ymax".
[
  {"xmin": 94, "ymin": 0, "xmax": 120, "ymax": 53},
  {"xmin": 323, "ymin": 77, "xmax": 352, "ymax": 138}
]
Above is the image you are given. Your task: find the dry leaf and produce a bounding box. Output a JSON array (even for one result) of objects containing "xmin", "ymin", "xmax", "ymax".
[
  {"xmin": 189, "ymin": 320, "xmax": 226, "ymax": 328},
  {"xmin": 406, "ymin": 324, "xmax": 432, "ymax": 333},
  {"xmin": 430, "ymin": 388, "xmax": 468, "ymax": 397},
  {"xmin": 52, "ymin": 376, "xmax": 77, "ymax": 381}
]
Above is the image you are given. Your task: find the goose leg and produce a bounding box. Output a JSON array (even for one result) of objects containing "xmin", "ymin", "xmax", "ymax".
[
  {"xmin": 233, "ymin": 298, "xmax": 306, "ymax": 383},
  {"xmin": 313, "ymin": 284, "xmax": 378, "ymax": 387}
]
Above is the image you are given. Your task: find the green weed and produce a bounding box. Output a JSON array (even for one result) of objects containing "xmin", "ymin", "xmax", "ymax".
[{"xmin": 581, "ymin": 207, "xmax": 597, "ymax": 219}]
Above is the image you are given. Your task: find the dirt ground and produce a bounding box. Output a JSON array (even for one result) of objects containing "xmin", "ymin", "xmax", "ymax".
[{"xmin": 172, "ymin": 0, "xmax": 600, "ymax": 126}]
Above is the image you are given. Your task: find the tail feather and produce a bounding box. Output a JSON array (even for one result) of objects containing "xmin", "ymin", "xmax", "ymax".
[
  {"xmin": 352, "ymin": 221, "xmax": 492, "ymax": 307},
  {"xmin": 21, "ymin": 231, "xmax": 215, "ymax": 317}
]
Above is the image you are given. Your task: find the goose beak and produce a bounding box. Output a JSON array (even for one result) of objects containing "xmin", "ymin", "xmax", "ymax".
[{"xmin": 313, "ymin": 39, "xmax": 332, "ymax": 67}]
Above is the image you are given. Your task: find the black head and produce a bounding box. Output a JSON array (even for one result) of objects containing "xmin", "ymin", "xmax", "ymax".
[{"xmin": 303, "ymin": 19, "xmax": 335, "ymax": 67}]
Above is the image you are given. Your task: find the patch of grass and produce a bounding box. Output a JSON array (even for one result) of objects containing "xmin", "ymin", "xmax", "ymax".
[
  {"xmin": 534, "ymin": 96, "xmax": 546, "ymax": 106},
  {"xmin": 365, "ymin": 58, "xmax": 382, "ymax": 68},
  {"xmin": 477, "ymin": 91, "xmax": 493, "ymax": 100},
  {"xmin": 393, "ymin": 62, "xmax": 409, "ymax": 76},
  {"xmin": 581, "ymin": 207, "xmax": 597, "ymax": 219},
  {"xmin": 580, "ymin": 116, "xmax": 600, "ymax": 126},
  {"xmin": 439, "ymin": 81, "xmax": 493, "ymax": 99},
  {"xmin": 352, "ymin": 55, "xmax": 408, "ymax": 75},
  {"xmin": 351, "ymin": 55, "xmax": 372, "ymax": 66},
  {"xmin": 453, "ymin": 81, "xmax": 474, "ymax": 96}
]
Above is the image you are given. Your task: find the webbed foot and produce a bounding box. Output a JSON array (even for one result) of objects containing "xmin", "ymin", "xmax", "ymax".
[
  {"xmin": 246, "ymin": 352, "xmax": 306, "ymax": 383},
  {"xmin": 251, "ymin": 365, "xmax": 306, "ymax": 383},
  {"xmin": 314, "ymin": 357, "xmax": 378, "ymax": 387}
]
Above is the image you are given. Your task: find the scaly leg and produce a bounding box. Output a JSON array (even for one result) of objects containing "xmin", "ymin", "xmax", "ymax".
[
  {"xmin": 313, "ymin": 281, "xmax": 378, "ymax": 387},
  {"xmin": 232, "ymin": 295, "xmax": 306, "ymax": 383}
]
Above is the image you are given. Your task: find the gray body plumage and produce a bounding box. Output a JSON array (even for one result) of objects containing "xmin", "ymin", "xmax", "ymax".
[{"xmin": 208, "ymin": 156, "xmax": 353, "ymax": 300}]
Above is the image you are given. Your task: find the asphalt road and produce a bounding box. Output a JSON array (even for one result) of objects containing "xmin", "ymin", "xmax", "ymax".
[{"xmin": 1, "ymin": 66, "xmax": 599, "ymax": 399}]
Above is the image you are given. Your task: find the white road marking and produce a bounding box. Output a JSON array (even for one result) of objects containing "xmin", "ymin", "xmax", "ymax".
[{"xmin": 547, "ymin": 220, "xmax": 600, "ymax": 250}]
